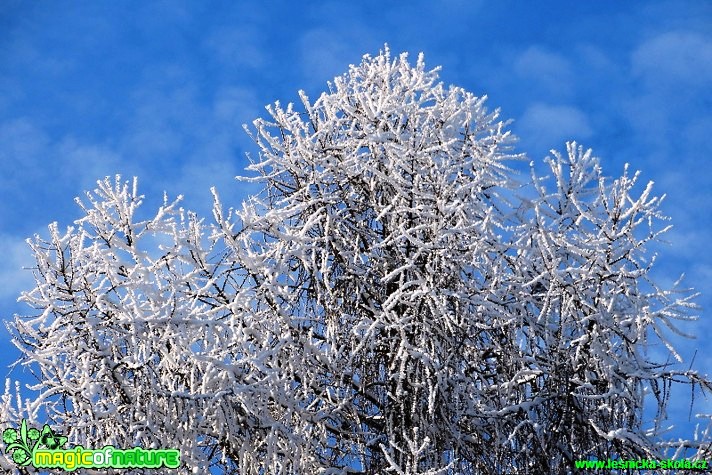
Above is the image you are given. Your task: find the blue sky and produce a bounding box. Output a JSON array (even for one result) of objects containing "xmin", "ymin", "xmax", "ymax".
[{"xmin": 1, "ymin": 0, "xmax": 710, "ymax": 442}]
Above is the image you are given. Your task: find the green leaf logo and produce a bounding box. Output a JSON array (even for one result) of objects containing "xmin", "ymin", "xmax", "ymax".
[{"xmin": 2, "ymin": 420, "xmax": 67, "ymax": 467}]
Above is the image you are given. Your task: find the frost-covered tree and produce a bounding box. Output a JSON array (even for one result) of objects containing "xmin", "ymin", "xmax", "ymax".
[{"xmin": 3, "ymin": 47, "xmax": 711, "ymax": 474}]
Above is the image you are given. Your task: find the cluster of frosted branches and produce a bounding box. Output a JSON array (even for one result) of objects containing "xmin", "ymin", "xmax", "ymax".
[{"xmin": 4, "ymin": 47, "xmax": 711, "ymax": 474}]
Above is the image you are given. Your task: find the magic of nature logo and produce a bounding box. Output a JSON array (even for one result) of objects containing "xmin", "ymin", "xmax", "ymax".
[{"xmin": 2, "ymin": 419, "xmax": 180, "ymax": 471}]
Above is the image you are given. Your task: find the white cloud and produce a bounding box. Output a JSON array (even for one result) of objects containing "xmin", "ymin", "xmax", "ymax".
[
  {"xmin": 513, "ymin": 46, "xmax": 574, "ymax": 97},
  {"xmin": 516, "ymin": 103, "xmax": 593, "ymax": 154},
  {"xmin": 58, "ymin": 139, "xmax": 126, "ymax": 191},
  {"xmin": 0, "ymin": 234, "xmax": 35, "ymax": 304},
  {"xmin": 0, "ymin": 118, "xmax": 50, "ymax": 188},
  {"xmin": 632, "ymin": 31, "xmax": 712, "ymax": 89},
  {"xmin": 619, "ymin": 31, "xmax": 712, "ymax": 209},
  {"xmin": 204, "ymin": 26, "xmax": 265, "ymax": 71},
  {"xmin": 297, "ymin": 19, "xmax": 383, "ymax": 92},
  {"xmin": 123, "ymin": 78, "xmax": 197, "ymax": 162},
  {"xmin": 0, "ymin": 118, "xmax": 77, "ymax": 231},
  {"xmin": 213, "ymin": 86, "xmax": 262, "ymax": 128},
  {"xmin": 299, "ymin": 28, "xmax": 355, "ymax": 87}
]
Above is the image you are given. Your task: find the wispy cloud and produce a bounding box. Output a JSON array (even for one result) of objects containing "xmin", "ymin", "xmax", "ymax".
[
  {"xmin": 513, "ymin": 46, "xmax": 574, "ymax": 98},
  {"xmin": 624, "ymin": 31, "xmax": 712, "ymax": 156},
  {"xmin": 516, "ymin": 103, "xmax": 593, "ymax": 156},
  {"xmin": 58, "ymin": 139, "xmax": 125, "ymax": 191},
  {"xmin": 204, "ymin": 25, "xmax": 266, "ymax": 72},
  {"xmin": 0, "ymin": 118, "xmax": 50, "ymax": 187},
  {"xmin": 632, "ymin": 31, "xmax": 712, "ymax": 89},
  {"xmin": 298, "ymin": 27, "xmax": 370, "ymax": 89},
  {"xmin": 0, "ymin": 234, "xmax": 34, "ymax": 305}
]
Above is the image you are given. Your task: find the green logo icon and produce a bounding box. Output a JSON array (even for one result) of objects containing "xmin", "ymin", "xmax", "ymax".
[{"xmin": 2, "ymin": 419, "xmax": 67, "ymax": 466}]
